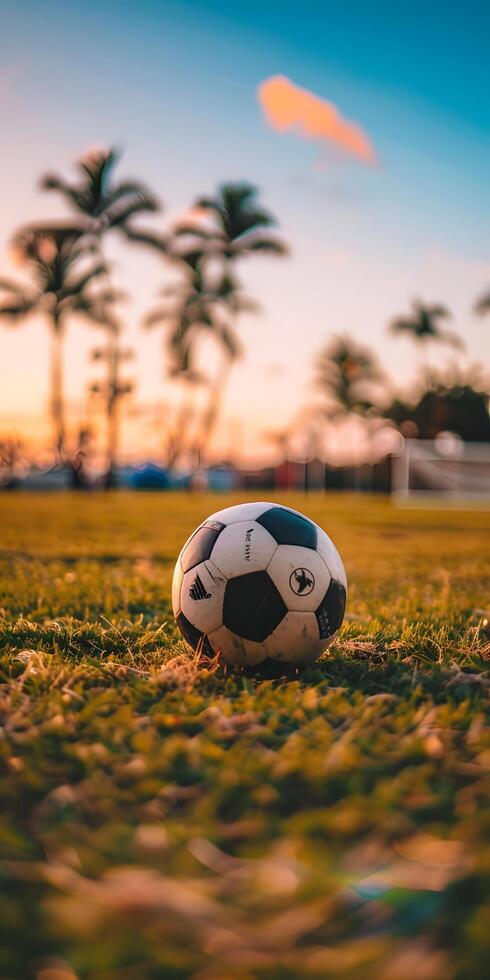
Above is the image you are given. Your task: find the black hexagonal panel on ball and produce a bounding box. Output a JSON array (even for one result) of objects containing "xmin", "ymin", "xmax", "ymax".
[
  {"xmin": 315, "ymin": 580, "xmax": 346, "ymax": 639},
  {"xmin": 176, "ymin": 611, "xmax": 214, "ymax": 656},
  {"xmin": 256, "ymin": 507, "xmax": 317, "ymax": 549},
  {"xmin": 180, "ymin": 520, "xmax": 225, "ymax": 573},
  {"xmin": 223, "ymin": 570, "xmax": 287, "ymax": 642}
]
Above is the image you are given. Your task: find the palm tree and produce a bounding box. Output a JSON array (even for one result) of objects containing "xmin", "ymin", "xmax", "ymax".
[
  {"xmin": 385, "ymin": 364, "xmax": 490, "ymax": 442},
  {"xmin": 315, "ymin": 334, "xmax": 382, "ymax": 417},
  {"xmin": 144, "ymin": 250, "xmax": 246, "ymax": 465},
  {"xmin": 88, "ymin": 337, "xmax": 134, "ymax": 480},
  {"xmin": 315, "ymin": 335, "xmax": 384, "ymax": 482},
  {"xmin": 40, "ymin": 147, "xmax": 164, "ymax": 480},
  {"xmin": 146, "ymin": 251, "xmax": 218, "ymax": 367},
  {"xmin": 195, "ymin": 268, "xmax": 254, "ymax": 455},
  {"xmin": 389, "ymin": 300, "xmax": 462, "ymax": 350},
  {"xmin": 174, "ymin": 183, "xmax": 287, "ymax": 452},
  {"xmin": 176, "ymin": 183, "xmax": 287, "ymax": 262},
  {"xmin": 474, "ymin": 289, "xmax": 490, "ymax": 317},
  {"xmin": 0, "ymin": 225, "xmax": 109, "ymax": 455}
]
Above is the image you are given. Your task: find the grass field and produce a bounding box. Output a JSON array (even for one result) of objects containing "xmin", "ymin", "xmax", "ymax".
[{"xmin": 0, "ymin": 492, "xmax": 489, "ymax": 980}]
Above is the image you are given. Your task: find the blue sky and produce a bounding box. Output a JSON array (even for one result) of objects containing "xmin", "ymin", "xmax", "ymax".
[{"xmin": 1, "ymin": 0, "xmax": 489, "ymax": 459}]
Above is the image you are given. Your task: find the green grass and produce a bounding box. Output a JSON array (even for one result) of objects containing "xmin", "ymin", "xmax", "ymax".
[{"xmin": 0, "ymin": 492, "xmax": 488, "ymax": 980}]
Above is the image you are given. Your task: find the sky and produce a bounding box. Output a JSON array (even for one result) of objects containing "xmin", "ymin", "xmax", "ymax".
[{"xmin": 1, "ymin": 0, "xmax": 489, "ymax": 463}]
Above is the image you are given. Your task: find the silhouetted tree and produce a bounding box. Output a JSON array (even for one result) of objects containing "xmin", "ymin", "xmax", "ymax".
[
  {"xmin": 389, "ymin": 300, "xmax": 462, "ymax": 350},
  {"xmin": 0, "ymin": 225, "xmax": 108, "ymax": 455},
  {"xmin": 146, "ymin": 252, "xmax": 219, "ymax": 370},
  {"xmin": 193, "ymin": 267, "xmax": 255, "ymax": 453},
  {"xmin": 40, "ymin": 147, "xmax": 163, "ymax": 482},
  {"xmin": 0, "ymin": 436, "xmax": 24, "ymax": 486},
  {"xmin": 313, "ymin": 335, "xmax": 385, "ymax": 484},
  {"xmin": 475, "ymin": 289, "xmax": 490, "ymax": 318},
  {"xmin": 174, "ymin": 183, "xmax": 287, "ymax": 452},
  {"xmin": 88, "ymin": 340, "xmax": 134, "ymax": 480},
  {"xmin": 177, "ymin": 183, "xmax": 287, "ymax": 261},
  {"xmin": 315, "ymin": 334, "xmax": 383, "ymax": 416},
  {"xmin": 145, "ymin": 250, "xmax": 247, "ymax": 465},
  {"xmin": 385, "ymin": 369, "xmax": 490, "ymax": 442}
]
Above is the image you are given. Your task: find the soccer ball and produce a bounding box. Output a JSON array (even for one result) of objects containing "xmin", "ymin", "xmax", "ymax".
[{"xmin": 172, "ymin": 501, "xmax": 347, "ymax": 666}]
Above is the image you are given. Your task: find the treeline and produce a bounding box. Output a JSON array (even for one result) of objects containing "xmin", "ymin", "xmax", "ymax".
[
  {"xmin": 1, "ymin": 146, "xmax": 489, "ymax": 484},
  {"xmin": 0, "ymin": 148, "xmax": 286, "ymax": 483},
  {"xmin": 312, "ymin": 298, "xmax": 490, "ymax": 446}
]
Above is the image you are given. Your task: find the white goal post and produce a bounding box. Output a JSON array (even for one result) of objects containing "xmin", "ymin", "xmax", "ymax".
[{"xmin": 392, "ymin": 438, "xmax": 490, "ymax": 503}]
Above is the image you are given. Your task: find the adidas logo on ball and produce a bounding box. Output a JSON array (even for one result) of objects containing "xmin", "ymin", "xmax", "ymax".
[{"xmin": 189, "ymin": 574, "xmax": 211, "ymax": 600}]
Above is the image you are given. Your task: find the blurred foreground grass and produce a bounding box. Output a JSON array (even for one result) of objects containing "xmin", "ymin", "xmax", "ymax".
[{"xmin": 0, "ymin": 492, "xmax": 489, "ymax": 980}]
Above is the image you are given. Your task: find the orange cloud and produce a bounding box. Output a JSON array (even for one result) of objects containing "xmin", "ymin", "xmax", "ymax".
[{"xmin": 257, "ymin": 75, "xmax": 376, "ymax": 165}]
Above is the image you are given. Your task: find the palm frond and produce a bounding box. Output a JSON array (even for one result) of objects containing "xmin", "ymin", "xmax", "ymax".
[
  {"xmin": 105, "ymin": 194, "xmax": 159, "ymax": 228},
  {"xmin": 426, "ymin": 303, "xmax": 451, "ymax": 319},
  {"xmin": 173, "ymin": 224, "xmax": 216, "ymax": 240},
  {"xmin": 215, "ymin": 323, "xmax": 241, "ymax": 360},
  {"xmin": 180, "ymin": 248, "xmax": 206, "ymax": 269},
  {"xmin": 389, "ymin": 300, "xmax": 457, "ymax": 345},
  {"xmin": 232, "ymin": 235, "xmax": 288, "ymax": 256},
  {"xmin": 389, "ymin": 317, "xmax": 416, "ymax": 336},
  {"xmin": 475, "ymin": 291, "xmax": 490, "ymax": 316},
  {"xmin": 441, "ymin": 328, "xmax": 465, "ymax": 350},
  {"xmin": 40, "ymin": 174, "xmax": 88, "ymax": 213},
  {"xmin": 230, "ymin": 294, "xmax": 261, "ymax": 314},
  {"xmin": 63, "ymin": 262, "xmax": 109, "ymax": 297},
  {"xmin": 92, "ymin": 289, "xmax": 128, "ymax": 305},
  {"xmin": 0, "ymin": 277, "xmax": 38, "ymax": 298},
  {"xmin": 13, "ymin": 224, "xmax": 86, "ymax": 265},
  {"xmin": 144, "ymin": 307, "xmax": 169, "ymax": 328},
  {"xmin": 0, "ymin": 296, "xmax": 37, "ymax": 319},
  {"xmin": 69, "ymin": 295, "xmax": 115, "ymax": 325},
  {"xmin": 123, "ymin": 227, "xmax": 168, "ymax": 252},
  {"xmin": 106, "ymin": 180, "xmax": 159, "ymax": 209},
  {"xmin": 195, "ymin": 196, "xmax": 223, "ymax": 214},
  {"xmin": 78, "ymin": 147, "xmax": 120, "ymax": 214}
]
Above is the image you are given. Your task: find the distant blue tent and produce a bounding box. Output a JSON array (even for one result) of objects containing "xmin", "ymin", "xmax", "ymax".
[
  {"xmin": 207, "ymin": 467, "xmax": 236, "ymax": 492},
  {"xmin": 131, "ymin": 463, "xmax": 170, "ymax": 490}
]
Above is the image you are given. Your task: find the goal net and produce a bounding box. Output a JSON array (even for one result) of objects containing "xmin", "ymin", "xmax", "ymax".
[{"xmin": 392, "ymin": 438, "xmax": 490, "ymax": 503}]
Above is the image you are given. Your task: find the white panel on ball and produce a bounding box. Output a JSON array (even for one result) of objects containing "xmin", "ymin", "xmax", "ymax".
[
  {"xmin": 210, "ymin": 521, "xmax": 277, "ymax": 578},
  {"xmin": 171, "ymin": 560, "xmax": 184, "ymax": 615},
  {"xmin": 316, "ymin": 527, "xmax": 347, "ymax": 589},
  {"xmin": 266, "ymin": 545, "xmax": 330, "ymax": 612},
  {"xmin": 263, "ymin": 611, "xmax": 327, "ymax": 664},
  {"xmin": 180, "ymin": 560, "xmax": 227, "ymax": 635},
  {"xmin": 208, "ymin": 624, "xmax": 267, "ymax": 666},
  {"xmin": 207, "ymin": 501, "xmax": 274, "ymax": 525}
]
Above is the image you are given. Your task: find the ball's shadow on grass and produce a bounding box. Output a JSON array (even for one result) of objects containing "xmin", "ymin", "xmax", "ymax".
[
  {"xmin": 219, "ymin": 652, "xmax": 392, "ymax": 691},
  {"xmin": 205, "ymin": 647, "xmax": 486, "ymax": 700}
]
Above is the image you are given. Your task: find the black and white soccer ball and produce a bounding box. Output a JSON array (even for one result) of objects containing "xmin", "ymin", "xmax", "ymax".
[{"xmin": 172, "ymin": 501, "xmax": 347, "ymax": 666}]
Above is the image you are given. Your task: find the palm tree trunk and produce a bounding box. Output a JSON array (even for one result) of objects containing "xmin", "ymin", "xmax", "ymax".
[
  {"xmin": 166, "ymin": 382, "xmax": 198, "ymax": 468},
  {"xmin": 415, "ymin": 343, "xmax": 426, "ymax": 388},
  {"xmin": 199, "ymin": 350, "xmax": 232, "ymax": 460},
  {"xmin": 86, "ymin": 231, "xmax": 122, "ymax": 486},
  {"xmin": 105, "ymin": 325, "xmax": 120, "ymax": 486},
  {"xmin": 199, "ymin": 250, "xmax": 236, "ymax": 461},
  {"xmin": 50, "ymin": 315, "xmax": 65, "ymax": 458}
]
